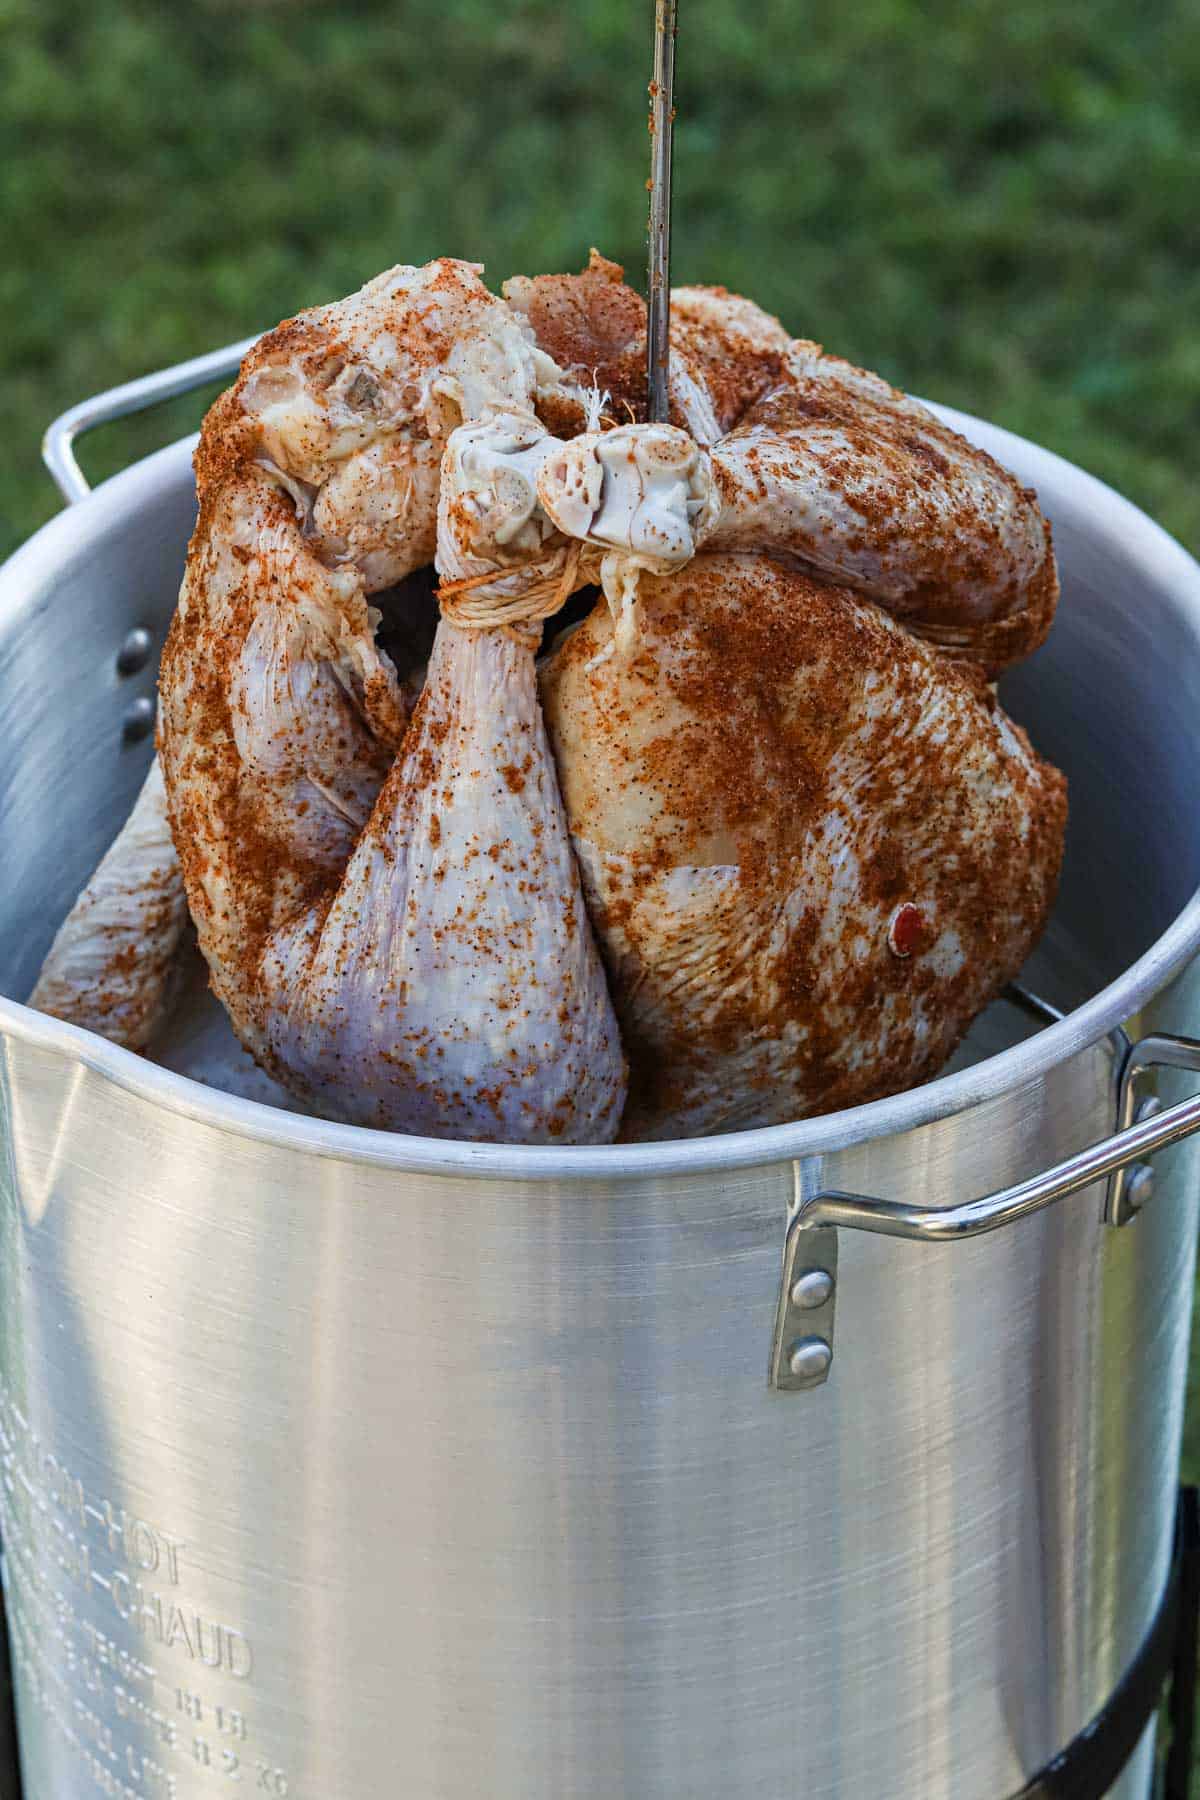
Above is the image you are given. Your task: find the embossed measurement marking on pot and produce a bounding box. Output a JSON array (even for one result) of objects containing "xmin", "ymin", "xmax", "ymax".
[{"xmin": 0, "ymin": 1377, "xmax": 293, "ymax": 1797}]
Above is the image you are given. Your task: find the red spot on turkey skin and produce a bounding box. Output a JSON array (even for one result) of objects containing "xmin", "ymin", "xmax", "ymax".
[{"xmin": 888, "ymin": 903, "xmax": 926, "ymax": 959}]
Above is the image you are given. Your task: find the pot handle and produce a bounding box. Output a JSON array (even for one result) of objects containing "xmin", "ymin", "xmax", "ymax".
[
  {"xmin": 41, "ymin": 337, "xmax": 260, "ymax": 506},
  {"xmin": 771, "ymin": 1031, "xmax": 1200, "ymax": 1390}
]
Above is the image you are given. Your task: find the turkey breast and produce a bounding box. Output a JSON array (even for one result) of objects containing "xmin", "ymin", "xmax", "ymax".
[{"xmin": 540, "ymin": 552, "xmax": 1067, "ymax": 1139}]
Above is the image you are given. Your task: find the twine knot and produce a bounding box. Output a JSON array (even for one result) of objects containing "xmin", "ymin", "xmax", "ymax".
[{"xmin": 436, "ymin": 543, "xmax": 585, "ymax": 645}]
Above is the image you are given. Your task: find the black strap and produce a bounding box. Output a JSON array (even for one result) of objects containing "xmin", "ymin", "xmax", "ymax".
[
  {"xmin": 0, "ymin": 1567, "xmax": 19, "ymax": 1800},
  {"xmin": 1163, "ymin": 1484, "xmax": 1200, "ymax": 1800},
  {"xmin": 1013, "ymin": 1486, "xmax": 1199, "ymax": 1799}
]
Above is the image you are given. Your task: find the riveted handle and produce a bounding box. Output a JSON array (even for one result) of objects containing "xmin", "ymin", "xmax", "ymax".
[
  {"xmin": 42, "ymin": 336, "xmax": 260, "ymax": 506},
  {"xmin": 799, "ymin": 1033, "xmax": 1200, "ymax": 1246},
  {"xmin": 770, "ymin": 1031, "xmax": 1200, "ymax": 1390}
]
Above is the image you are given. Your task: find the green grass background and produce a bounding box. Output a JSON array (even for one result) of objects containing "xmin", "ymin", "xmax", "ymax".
[
  {"xmin": 3, "ymin": 0, "xmax": 1200, "ymax": 1777},
  {"xmin": 4, "ymin": 0, "xmax": 1200, "ymax": 562}
]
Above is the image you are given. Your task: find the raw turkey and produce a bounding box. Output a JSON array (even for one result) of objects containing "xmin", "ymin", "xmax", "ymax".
[
  {"xmin": 702, "ymin": 345, "xmax": 1058, "ymax": 672},
  {"xmin": 27, "ymin": 759, "xmax": 190, "ymax": 1051},
  {"xmin": 504, "ymin": 248, "xmax": 790, "ymax": 443},
  {"xmin": 539, "ymin": 553, "xmax": 1068, "ymax": 1139},
  {"xmin": 514, "ymin": 254, "xmax": 1058, "ymax": 672},
  {"xmin": 158, "ymin": 260, "xmax": 640, "ymax": 1141},
  {"xmin": 34, "ymin": 251, "xmax": 1068, "ymax": 1149}
]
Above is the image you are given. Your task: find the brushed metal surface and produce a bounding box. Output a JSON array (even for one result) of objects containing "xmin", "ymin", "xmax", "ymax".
[{"xmin": 0, "ymin": 409, "xmax": 1199, "ymax": 1797}]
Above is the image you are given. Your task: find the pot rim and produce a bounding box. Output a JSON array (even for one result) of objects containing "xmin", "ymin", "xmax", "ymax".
[{"xmin": 3, "ymin": 408, "xmax": 1200, "ymax": 1183}]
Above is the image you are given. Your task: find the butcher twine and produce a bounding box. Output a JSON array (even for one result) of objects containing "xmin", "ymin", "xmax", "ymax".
[{"xmin": 437, "ymin": 542, "xmax": 585, "ymax": 646}]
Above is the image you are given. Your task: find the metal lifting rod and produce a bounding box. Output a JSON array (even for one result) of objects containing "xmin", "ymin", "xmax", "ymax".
[{"xmin": 646, "ymin": 0, "xmax": 678, "ymax": 423}]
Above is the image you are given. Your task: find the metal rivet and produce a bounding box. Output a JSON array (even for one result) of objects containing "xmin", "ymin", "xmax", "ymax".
[
  {"xmin": 788, "ymin": 1337, "xmax": 832, "ymax": 1382},
  {"xmin": 116, "ymin": 627, "xmax": 154, "ymax": 677},
  {"xmin": 121, "ymin": 696, "xmax": 156, "ymax": 744},
  {"xmin": 1125, "ymin": 1163, "xmax": 1155, "ymax": 1214},
  {"xmin": 1135, "ymin": 1096, "xmax": 1164, "ymax": 1125},
  {"xmin": 790, "ymin": 1268, "xmax": 834, "ymax": 1311}
]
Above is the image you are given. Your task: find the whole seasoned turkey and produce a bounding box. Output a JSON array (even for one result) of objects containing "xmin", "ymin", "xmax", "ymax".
[{"xmin": 31, "ymin": 252, "xmax": 1068, "ymax": 1146}]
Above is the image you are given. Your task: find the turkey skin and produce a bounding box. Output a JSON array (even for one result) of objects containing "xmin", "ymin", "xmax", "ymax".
[
  {"xmin": 41, "ymin": 253, "xmax": 1068, "ymax": 1147},
  {"xmin": 159, "ymin": 261, "xmax": 629, "ymax": 1142},
  {"xmin": 540, "ymin": 553, "xmax": 1067, "ymax": 1139}
]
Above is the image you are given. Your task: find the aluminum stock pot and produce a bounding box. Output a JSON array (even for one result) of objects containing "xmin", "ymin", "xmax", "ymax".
[{"xmin": 1, "ymin": 350, "xmax": 1200, "ymax": 1800}]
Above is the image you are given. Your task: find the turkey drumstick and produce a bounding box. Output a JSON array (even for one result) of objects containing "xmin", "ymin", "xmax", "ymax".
[{"xmin": 159, "ymin": 261, "xmax": 691, "ymax": 1139}]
